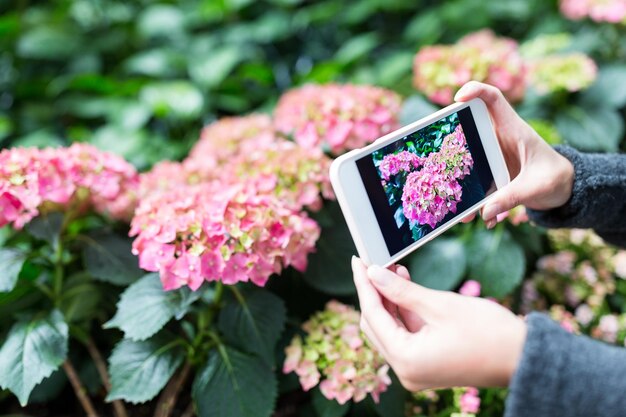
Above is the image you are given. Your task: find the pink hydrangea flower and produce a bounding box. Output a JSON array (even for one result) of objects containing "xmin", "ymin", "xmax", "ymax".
[
  {"xmin": 560, "ymin": 0, "xmax": 626, "ymax": 23},
  {"xmin": 459, "ymin": 387, "xmax": 481, "ymax": 414},
  {"xmin": 274, "ymin": 84, "xmax": 402, "ymax": 155},
  {"xmin": 154, "ymin": 115, "xmax": 334, "ymax": 212},
  {"xmin": 400, "ymin": 125, "xmax": 473, "ymax": 228},
  {"xmin": 526, "ymin": 53, "xmax": 597, "ymax": 94},
  {"xmin": 283, "ymin": 301, "xmax": 391, "ymax": 404},
  {"xmin": 0, "ymin": 144, "xmax": 138, "ymax": 229},
  {"xmin": 413, "ymin": 30, "xmax": 526, "ymax": 105},
  {"xmin": 459, "ymin": 280, "xmax": 481, "ymax": 297},
  {"xmin": 379, "ymin": 151, "xmax": 423, "ymax": 181},
  {"xmin": 130, "ymin": 182, "xmax": 320, "ymax": 290}
]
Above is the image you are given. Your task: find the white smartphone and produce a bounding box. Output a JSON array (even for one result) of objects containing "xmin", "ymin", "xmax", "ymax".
[{"xmin": 329, "ymin": 98, "xmax": 510, "ymax": 267}]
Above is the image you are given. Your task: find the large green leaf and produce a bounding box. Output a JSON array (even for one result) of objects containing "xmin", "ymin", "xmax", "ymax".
[
  {"xmin": 140, "ymin": 81, "xmax": 204, "ymax": 120},
  {"xmin": 217, "ymin": 288, "xmax": 286, "ymax": 367},
  {"xmin": 82, "ymin": 232, "xmax": 143, "ymax": 286},
  {"xmin": 104, "ymin": 274, "xmax": 198, "ymax": 341},
  {"xmin": 192, "ymin": 347, "xmax": 277, "ymax": 417},
  {"xmin": 555, "ymin": 105, "xmax": 624, "ymax": 152},
  {"xmin": 106, "ymin": 334, "xmax": 185, "ymax": 404},
  {"xmin": 467, "ymin": 229, "xmax": 525, "ymax": 298},
  {"xmin": 25, "ymin": 212, "xmax": 64, "ymax": 247},
  {"xmin": 189, "ymin": 45, "xmax": 244, "ymax": 88},
  {"xmin": 58, "ymin": 274, "xmax": 101, "ymax": 323},
  {"xmin": 303, "ymin": 202, "xmax": 357, "ymax": 296},
  {"xmin": 0, "ymin": 310, "xmax": 68, "ymax": 405},
  {"xmin": 581, "ymin": 64, "xmax": 626, "ymax": 108},
  {"xmin": 408, "ymin": 238, "xmax": 467, "ymax": 290},
  {"xmin": 312, "ymin": 387, "xmax": 350, "ymax": 417},
  {"xmin": 0, "ymin": 247, "xmax": 27, "ymax": 293}
]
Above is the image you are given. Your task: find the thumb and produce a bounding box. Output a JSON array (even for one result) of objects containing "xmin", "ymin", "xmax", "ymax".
[
  {"xmin": 482, "ymin": 173, "xmax": 533, "ymax": 222},
  {"xmin": 367, "ymin": 265, "xmax": 442, "ymax": 319}
]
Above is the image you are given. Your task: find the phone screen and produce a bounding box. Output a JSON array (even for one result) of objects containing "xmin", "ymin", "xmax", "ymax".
[{"xmin": 355, "ymin": 107, "xmax": 496, "ymax": 256}]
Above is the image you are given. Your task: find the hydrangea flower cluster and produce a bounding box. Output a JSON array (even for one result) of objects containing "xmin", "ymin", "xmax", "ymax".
[
  {"xmin": 451, "ymin": 387, "xmax": 481, "ymax": 417},
  {"xmin": 400, "ymin": 125, "xmax": 474, "ymax": 228},
  {"xmin": 188, "ymin": 114, "xmax": 275, "ymax": 169},
  {"xmin": 283, "ymin": 301, "xmax": 391, "ymax": 405},
  {"xmin": 274, "ymin": 84, "xmax": 402, "ymax": 155},
  {"xmin": 560, "ymin": 0, "xmax": 626, "ymax": 23},
  {"xmin": 130, "ymin": 182, "xmax": 320, "ymax": 290},
  {"xmin": 526, "ymin": 53, "xmax": 598, "ymax": 94},
  {"xmin": 413, "ymin": 30, "xmax": 526, "ymax": 105},
  {"xmin": 0, "ymin": 144, "xmax": 138, "ymax": 228},
  {"xmin": 378, "ymin": 151, "xmax": 424, "ymax": 181}
]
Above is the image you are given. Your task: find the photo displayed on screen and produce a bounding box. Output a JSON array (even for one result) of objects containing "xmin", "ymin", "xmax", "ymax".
[{"xmin": 356, "ymin": 107, "xmax": 496, "ymax": 256}]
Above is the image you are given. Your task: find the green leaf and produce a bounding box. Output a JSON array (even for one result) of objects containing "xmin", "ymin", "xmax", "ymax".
[
  {"xmin": 218, "ymin": 288, "xmax": 286, "ymax": 366},
  {"xmin": 17, "ymin": 26, "xmax": 80, "ymax": 59},
  {"xmin": 189, "ymin": 45, "xmax": 244, "ymax": 88},
  {"xmin": 140, "ymin": 81, "xmax": 204, "ymax": 120},
  {"xmin": 0, "ymin": 114, "xmax": 13, "ymax": 141},
  {"xmin": 193, "ymin": 347, "xmax": 277, "ymax": 417},
  {"xmin": 25, "ymin": 212, "xmax": 64, "ymax": 247},
  {"xmin": 137, "ymin": 5, "xmax": 185, "ymax": 38},
  {"xmin": 104, "ymin": 274, "xmax": 198, "ymax": 341},
  {"xmin": 312, "ymin": 387, "xmax": 350, "ymax": 417},
  {"xmin": 408, "ymin": 238, "xmax": 466, "ymax": 291},
  {"xmin": 303, "ymin": 202, "xmax": 357, "ymax": 296},
  {"xmin": 82, "ymin": 232, "xmax": 143, "ymax": 286},
  {"xmin": 59, "ymin": 274, "xmax": 101, "ymax": 323},
  {"xmin": 107, "ymin": 334, "xmax": 185, "ymax": 404},
  {"xmin": 581, "ymin": 64, "xmax": 626, "ymax": 108},
  {"xmin": 467, "ymin": 229, "xmax": 525, "ymax": 298},
  {"xmin": 399, "ymin": 95, "xmax": 439, "ymax": 125},
  {"xmin": 555, "ymin": 105, "xmax": 623, "ymax": 152},
  {"xmin": 0, "ymin": 310, "xmax": 68, "ymax": 405},
  {"xmin": 334, "ymin": 33, "xmax": 379, "ymax": 65},
  {"xmin": 0, "ymin": 247, "xmax": 27, "ymax": 293}
]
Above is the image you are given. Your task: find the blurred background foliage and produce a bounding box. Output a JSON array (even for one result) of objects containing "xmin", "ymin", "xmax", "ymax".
[{"xmin": 2, "ymin": 0, "xmax": 623, "ymax": 172}]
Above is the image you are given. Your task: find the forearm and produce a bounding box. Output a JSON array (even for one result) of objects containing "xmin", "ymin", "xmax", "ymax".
[
  {"xmin": 505, "ymin": 313, "xmax": 626, "ymax": 417},
  {"xmin": 527, "ymin": 146, "xmax": 626, "ymax": 247}
]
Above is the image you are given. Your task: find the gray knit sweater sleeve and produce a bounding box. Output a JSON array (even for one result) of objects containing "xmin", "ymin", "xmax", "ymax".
[
  {"xmin": 505, "ymin": 313, "xmax": 626, "ymax": 417},
  {"xmin": 526, "ymin": 145, "xmax": 626, "ymax": 247}
]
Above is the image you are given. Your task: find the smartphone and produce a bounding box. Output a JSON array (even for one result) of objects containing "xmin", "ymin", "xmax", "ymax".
[{"xmin": 329, "ymin": 98, "xmax": 509, "ymax": 266}]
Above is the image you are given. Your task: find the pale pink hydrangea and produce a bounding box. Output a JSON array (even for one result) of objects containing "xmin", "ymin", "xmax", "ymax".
[
  {"xmin": 188, "ymin": 114, "xmax": 275, "ymax": 169},
  {"xmin": 0, "ymin": 144, "xmax": 138, "ymax": 228},
  {"xmin": 612, "ymin": 251, "xmax": 626, "ymax": 279},
  {"xmin": 283, "ymin": 301, "xmax": 391, "ymax": 405},
  {"xmin": 537, "ymin": 251, "xmax": 577, "ymax": 275},
  {"xmin": 594, "ymin": 314, "xmax": 621, "ymax": 343},
  {"xmin": 560, "ymin": 0, "xmax": 626, "ymax": 23},
  {"xmin": 575, "ymin": 303, "xmax": 595, "ymax": 326},
  {"xmin": 527, "ymin": 53, "xmax": 597, "ymax": 94},
  {"xmin": 550, "ymin": 305, "xmax": 580, "ymax": 333},
  {"xmin": 378, "ymin": 151, "xmax": 423, "ymax": 181},
  {"xmin": 459, "ymin": 387, "xmax": 481, "ymax": 414},
  {"xmin": 130, "ymin": 182, "xmax": 320, "ymax": 290},
  {"xmin": 413, "ymin": 30, "xmax": 526, "ymax": 105},
  {"xmin": 400, "ymin": 125, "xmax": 473, "ymax": 228},
  {"xmin": 459, "ymin": 280, "xmax": 481, "ymax": 297},
  {"xmin": 274, "ymin": 84, "xmax": 402, "ymax": 155}
]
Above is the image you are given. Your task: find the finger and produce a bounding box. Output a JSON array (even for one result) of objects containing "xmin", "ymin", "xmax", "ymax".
[
  {"xmin": 454, "ymin": 81, "xmax": 519, "ymax": 127},
  {"xmin": 352, "ymin": 257, "xmax": 410, "ymax": 354},
  {"xmin": 481, "ymin": 173, "xmax": 535, "ymax": 222},
  {"xmin": 360, "ymin": 317, "xmax": 388, "ymax": 357},
  {"xmin": 393, "ymin": 265, "xmax": 426, "ymax": 332},
  {"xmin": 366, "ymin": 265, "xmax": 443, "ymax": 320}
]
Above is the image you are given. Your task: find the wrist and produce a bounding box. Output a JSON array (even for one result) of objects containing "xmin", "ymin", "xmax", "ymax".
[{"xmin": 554, "ymin": 154, "xmax": 575, "ymax": 208}]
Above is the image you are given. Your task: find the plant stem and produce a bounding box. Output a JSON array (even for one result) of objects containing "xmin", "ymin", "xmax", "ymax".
[
  {"xmin": 85, "ymin": 337, "xmax": 129, "ymax": 417},
  {"xmin": 153, "ymin": 362, "xmax": 192, "ymax": 417},
  {"xmin": 53, "ymin": 238, "xmax": 64, "ymax": 303},
  {"xmin": 62, "ymin": 360, "xmax": 101, "ymax": 417},
  {"xmin": 181, "ymin": 402, "xmax": 195, "ymax": 417}
]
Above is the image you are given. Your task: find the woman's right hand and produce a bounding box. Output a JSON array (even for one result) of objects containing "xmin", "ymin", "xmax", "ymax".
[{"xmin": 454, "ymin": 81, "xmax": 575, "ymax": 228}]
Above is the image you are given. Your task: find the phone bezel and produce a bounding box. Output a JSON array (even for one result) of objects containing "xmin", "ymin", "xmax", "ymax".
[{"xmin": 329, "ymin": 98, "xmax": 510, "ymax": 266}]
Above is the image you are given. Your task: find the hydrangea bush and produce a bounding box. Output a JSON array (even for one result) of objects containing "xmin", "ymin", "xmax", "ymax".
[{"xmin": 0, "ymin": 2, "xmax": 625, "ymax": 417}]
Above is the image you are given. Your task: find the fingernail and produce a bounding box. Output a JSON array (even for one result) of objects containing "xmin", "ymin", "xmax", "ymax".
[
  {"xmin": 367, "ymin": 265, "xmax": 391, "ymax": 286},
  {"xmin": 482, "ymin": 204, "xmax": 501, "ymax": 221},
  {"xmin": 486, "ymin": 219, "xmax": 497, "ymax": 229},
  {"xmin": 496, "ymin": 212, "xmax": 508, "ymax": 223},
  {"xmin": 454, "ymin": 83, "xmax": 475, "ymax": 101}
]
